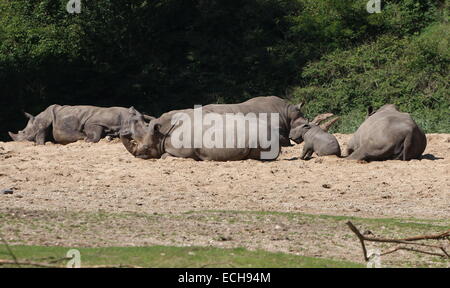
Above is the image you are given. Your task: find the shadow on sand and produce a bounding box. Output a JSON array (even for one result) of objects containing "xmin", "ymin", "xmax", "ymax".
[{"xmin": 421, "ymin": 154, "xmax": 444, "ymax": 161}]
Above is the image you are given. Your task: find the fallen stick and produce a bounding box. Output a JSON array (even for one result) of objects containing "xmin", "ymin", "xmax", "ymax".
[
  {"xmin": 0, "ymin": 233, "xmax": 20, "ymax": 267},
  {"xmin": 311, "ymin": 113, "xmax": 334, "ymax": 125},
  {"xmin": 346, "ymin": 221, "xmax": 450, "ymax": 261},
  {"xmin": 320, "ymin": 117, "xmax": 340, "ymax": 131},
  {"xmin": 381, "ymin": 247, "xmax": 447, "ymax": 258}
]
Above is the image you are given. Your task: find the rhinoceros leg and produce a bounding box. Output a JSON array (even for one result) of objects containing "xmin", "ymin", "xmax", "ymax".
[
  {"xmin": 346, "ymin": 148, "xmax": 368, "ymax": 161},
  {"xmin": 300, "ymin": 146, "xmax": 314, "ymax": 160},
  {"xmin": 84, "ymin": 124, "xmax": 104, "ymax": 143},
  {"xmin": 161, "ymin": 153, "xmax": 177, "ymax": 160},
  {"xmin": 35, "ymin": 130, "xmax": 47, "ymax": 145}
]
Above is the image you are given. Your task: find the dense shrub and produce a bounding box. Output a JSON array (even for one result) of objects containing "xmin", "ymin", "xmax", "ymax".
[{"xmin": 293, "ymin": 23, "xmax": 449, "ymax": 133}]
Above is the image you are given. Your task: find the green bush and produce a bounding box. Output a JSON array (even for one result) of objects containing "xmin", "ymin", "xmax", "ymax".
[{"xmin": 292, "ymin": 22, "xmax": 449, "ymax": 133}]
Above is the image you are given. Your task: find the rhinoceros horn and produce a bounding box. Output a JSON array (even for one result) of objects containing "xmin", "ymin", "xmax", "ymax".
[
  {"xmin": 120, "ymin": 133, "xmax": 138, "ymax": 156},
  {"xmin": 8, "ymin": 132, "xmax": 18, "ymax": 141}
]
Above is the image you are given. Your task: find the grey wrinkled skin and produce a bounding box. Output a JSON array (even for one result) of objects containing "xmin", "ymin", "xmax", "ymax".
[
  {"xmin": 202, "ymin": 96, "xmax": 308, "ymax": 147},
  {"xmin": 346, "ymin": 104, "xmax": 427, "ymax": 161},
  {"xmin": 120, "ymin": 96, "xmax": 308, "ymax": 160},
  {"xmin": 121, "ymin": 107, "xmax": 281, "ymax": 161},
  {"xmin": 9, "ymin": 105, "xmax": 154, "ymax": 145},
  {"xmin": 289, "ymin": 123, "xmax": 341, "ymax": 160}
]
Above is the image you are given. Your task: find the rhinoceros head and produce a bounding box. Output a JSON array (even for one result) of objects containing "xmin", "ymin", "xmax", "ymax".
[
  {"xmin": 289, "ymin": 123, "xmax": 312, "ymax": 144},
  {"xmin": 8, "ymin": 112, "xmax": 41, "ymax": 142},
  {"xmin": 120, "ymin": 107, "xmax": 161, "ymax": 159}
]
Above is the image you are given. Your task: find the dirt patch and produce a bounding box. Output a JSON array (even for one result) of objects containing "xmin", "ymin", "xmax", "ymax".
[{"xmin": 0, "ymin": 134, "xmax": 448, "ymax": 219}]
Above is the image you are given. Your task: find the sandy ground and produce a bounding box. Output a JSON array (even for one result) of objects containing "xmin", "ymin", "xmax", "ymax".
[
  {"xmin": 0, "ymin": 134, "xmax": 449, "ymax": 266},
  {"xmin": 0, "ymin": 134, "xmax": 448, "ymax": 219}
]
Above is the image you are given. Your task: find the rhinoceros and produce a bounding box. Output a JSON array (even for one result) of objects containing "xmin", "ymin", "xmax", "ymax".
[
  {"xmin": 120, "ymin": 96, "xmax": 308, "ymax": 160},
  {"xmin": 8, "ymin": 105, "xmax": 154, "ymax": 145},
  {"xmin": 346, "ymin": 104, "xmax": 427, "ymax": 161},
  {"xmin": 289, "ymin": 123, "xmax": 341, "ymax": 159},
  {"xmin": 120, "ymin": 106, "xmax": 281, "ymax": 161}
]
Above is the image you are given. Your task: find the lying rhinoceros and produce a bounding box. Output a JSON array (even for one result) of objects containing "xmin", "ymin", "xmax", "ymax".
[
  {"xmin": 346, "ymin": 104, "xmax": 427, "ymax": 161},
  {"xmin": 8, "ymin": 105, "xmax": 154, "ymax": 145},
  {"xmin": 120, "ymin": 106, "xmax": 281, "ymax": 161},
  {"xmin": 289, "ymin": 123, "xmax": 341, "ymax": 159},
  {"xmin": 120, "ymin": 96, "xmax": 309, "ymax": 160}
]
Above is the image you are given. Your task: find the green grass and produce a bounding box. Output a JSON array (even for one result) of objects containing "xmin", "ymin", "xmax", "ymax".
[
  {"xmin": 0, "ymin": 245, "xmax": 363, "ymax": 268},
  {"xmin": 189, "ymin": 210, "xmax": 450, "ymax": 231}
]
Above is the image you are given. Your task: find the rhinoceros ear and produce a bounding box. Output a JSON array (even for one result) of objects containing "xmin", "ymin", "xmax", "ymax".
[
  {"xmin": 143, "ymin": 114, "xmax": 156, "ymax": 123},
  {"xmin": 296, "ymin": 102, "xmax": 305, "ymax": 111},
  {"xmin": 129, "ymin": 107, "xmax": 137, "ymax": 115},
  {"xmin": 367, "ymin": 106, "xmax": 375, "ymax": 118},
  {"xmin": 149, "ymin": 122, "xmax": 162, "ymax": 136},
  {"xmin": 129, "ymin": 106, "xmax": 144, "ymax": 117},
  {"xmin": 153, "ymin": 123, "xmax": 161, "ymax": 132},
  {"xmin": 24, "ymin": 112, "xmax": 35, "ymax": 121}
]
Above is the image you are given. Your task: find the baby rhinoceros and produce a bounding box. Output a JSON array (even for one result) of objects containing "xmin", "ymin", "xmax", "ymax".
[{"xmin": 289, "ymin": 123, "xmax": 341, "ymax": 160}]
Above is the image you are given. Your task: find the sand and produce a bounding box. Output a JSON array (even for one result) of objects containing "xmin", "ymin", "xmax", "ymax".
[{"xmin": 0, "ymin": 134, "xmax": 448, "ymax": 219}]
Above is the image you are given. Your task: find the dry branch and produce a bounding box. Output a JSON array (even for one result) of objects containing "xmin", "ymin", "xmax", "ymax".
[
  {"xmin": 311, "ymin": 113, "xmax": 334, "ymax": 125},
  {"xmin": 381, "ymin": 247, "xmax": 447, "ymax": 258},
  {"xmin": 320, "ymin": 117, "xmax": 340, "ymax": 131},
  {"xmin": 0, "ymin": 233, "xmax": 20, "ymax": 267},
  {"xmin": 346, "ymin": 221, "xmax": 450, "ymax": 262}
]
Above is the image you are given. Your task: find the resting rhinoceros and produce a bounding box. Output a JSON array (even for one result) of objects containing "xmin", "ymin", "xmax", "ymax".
[
  {"xmin": 120, "ymin": 96, "xmax": 308, "ymax": 159},
  {"xmin": 120, "ymin": 106, "xmax": 281, "ymax": 161},
  {"xmin": 8, "ymin": 105, "xmax": 154, "ymax": 145},
  {"xmin": 346, "ymin": 104, "xmax": 427, "ymax": 161},
  {"xmin": 289, "ymin": 123, "xmax": 341, "ymax": 159}
]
